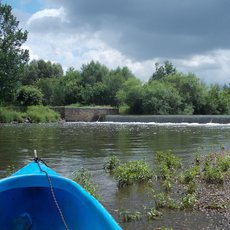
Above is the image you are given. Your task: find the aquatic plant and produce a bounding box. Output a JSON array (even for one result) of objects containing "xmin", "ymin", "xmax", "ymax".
[
  {"xmin": 154, "ymin": 192, "xmax": 179, "ymax": 210},
  {"xmin": 216, "ymin": 153, "xmax": 230, "ymax": 172},
  {"xmin": 73, "ymin": 168, "xmax": 100, "ymax": 199},
  {"xmin": 180, "ymin": 193, "xmax": 197, "ymax": 210},
  {"xmin": 186, "ymin": 180, "xmax": 197, "ymax": 194},
  {"xmin": 155, "ymin": 151, "xmax": 182, "ymax": 171},
  {"xmin": 162, "ymin": 178, "xmax": 172, "ymax": 192},
  {"xmin": 146, "ymin": 208, "xmax": 162, "ymax": 220},
  {"xmin": 119, "ymin": 210, "xmax": 142, "ymax": 222},
  {"xmin": 114, "ymin": 160, "xmax": 153, "ymax": 187},
  {"xmin": 194, "ymin": 153, "xmax": 201, "ymax": 166},
  {"xmin": 103, "ymin": 156, "xmax": 120, "ymax": 172},
  {"xmin": 203, "ymin": 165, "xmax": 224, "ymax": 184},
  {"xmin": 183, "ymin": 165, "xmax": 200, "ymax": 184}
]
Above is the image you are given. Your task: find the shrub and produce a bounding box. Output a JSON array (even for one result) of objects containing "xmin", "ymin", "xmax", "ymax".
[
  {"xmin": 26, "ymin": 106, "xmax": 60, "ymax": 123},
  {"xmin": 16, "ymin": 85, "xmax": 43, "ymax": 106},
  {"xmin": 114, "ymin": 160, "xmax": 153, "ymax": 187}
]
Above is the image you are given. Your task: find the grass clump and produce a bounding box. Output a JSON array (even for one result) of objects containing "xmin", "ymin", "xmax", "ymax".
[
  {"xmin": 73, "ymin": 168, "xmax": 100, "ymax": 199},
  {"xmin": 103, "ymin": 156, "xmax": 120, "ymax": 172},
  {"xmin": 26, "ymin": 106, "xmax": 60, "ymax": 123},
  {"xmin": 114, "ymin": 160, "xmax": 153, "ymax": 187},
  {"xmin": 0, "ymin": 107, "xmax": 25, "ymax": 123}
]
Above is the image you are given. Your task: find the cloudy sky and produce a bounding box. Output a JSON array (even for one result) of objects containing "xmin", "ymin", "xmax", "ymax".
[{"xmin": 4, "ymin": 0, "xmax": 230, "ymax": 84}]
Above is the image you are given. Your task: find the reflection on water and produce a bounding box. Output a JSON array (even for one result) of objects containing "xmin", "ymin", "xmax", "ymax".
[{"xmin": 0, "ymin": 122, "xmax": 230, "ymax": 229}]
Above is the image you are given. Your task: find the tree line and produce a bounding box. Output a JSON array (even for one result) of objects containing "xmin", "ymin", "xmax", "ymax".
[{"xmin": 1, "ymin": 3, "xmax": 230, "ymax": 115}]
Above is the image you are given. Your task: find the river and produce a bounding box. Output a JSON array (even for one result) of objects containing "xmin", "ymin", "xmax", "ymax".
[{"xmin": 0, "ymin": 122, "xmax": 230, "ymax": 229}]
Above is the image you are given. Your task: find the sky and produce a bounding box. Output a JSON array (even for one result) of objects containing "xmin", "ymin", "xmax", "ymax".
[{"xmin": 3, "ymin": 0, "xmax": 230, "ymax": 84}]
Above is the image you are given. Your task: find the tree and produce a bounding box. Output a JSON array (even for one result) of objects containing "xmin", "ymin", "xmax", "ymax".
[
  {"xmin": 22, "ymin": 59, "xmax": 63, "ymax": 85},
  {"xmin": 142, "ymin": 81, "xmax": 182, "ymax": 114},
  {"xmin": 0, "ymin": 3, "xmax": 29, "ymax": 103},
  {"xmin": 165, "ymin": 73, "xmax": 207, "ymax": 114},
  {"xmin": 116, "ymin": 78, "xmax": 143, "ymax": 114},
  {"xmin": 204, "ymin": 84, "xmax": 230, "ymax": 114},
  {"xmin": 149, "ymin": 60, "xmax": 177, "ymax": 82},
  {"xmin": 16, "ymin": 85, "xmax": 43, "ymax": 106},
  {"xmin": 80, "ymin": 60, "xmax": 109, "ymax": 86}
]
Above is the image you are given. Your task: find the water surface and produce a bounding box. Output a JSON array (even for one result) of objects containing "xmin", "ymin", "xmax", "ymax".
[{"xmin": 0, "ymin": 122, "xmax": 230, "ymax": 229}]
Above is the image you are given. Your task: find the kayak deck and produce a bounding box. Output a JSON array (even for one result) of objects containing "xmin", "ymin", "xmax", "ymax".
[{"xmin": 0, "ymin": 162, "xmax": 121, "ymax": 230}]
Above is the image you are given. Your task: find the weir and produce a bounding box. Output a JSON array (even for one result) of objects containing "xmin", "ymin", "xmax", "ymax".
[{"xmin": 104, "ymin": 115, "xmax": 230, "ymax": 124}]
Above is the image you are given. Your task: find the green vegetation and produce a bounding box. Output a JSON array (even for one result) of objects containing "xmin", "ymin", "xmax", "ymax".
[
  {"xmin": 113, "ymin": 160, "xmax": 153, "ymax": 187},
  {"xmin": 26, "ymin": 106, "xmax": 60, "ymax": 123},
  {"xmin": 119, "ymin": 210, "xmax": 142, "ymax": 222},
  {"xmin": 146, "ymin": 208, "xmax": 162, "ymax": 220},
  {"xmin": 0, "ymin": 3, "xmax": 29, "ymax": 103},
  {"xmin": 1, "ymin": 2, "xmax": 230, "ymax": 115},
  {"xmin": 103, "ymin": 156, "xmax": 120, "ymax": 172},
  {"xmin": 0, "ymin": 107, "xmax": 25, "ymax": 123},
  {"xmin": 0, "ymin": 106, "xmax": 60, "ymax": 123},
  {"xmin": 73, "ymin": 168, "xmax": 100, "ymax": 200},
  {"xmin": 16, "ymin": 85, "xmax": 43, "ymax": 106},
  {"xmin": 102, "ymin": 151, "xmax": 230, "ymax": 224}
]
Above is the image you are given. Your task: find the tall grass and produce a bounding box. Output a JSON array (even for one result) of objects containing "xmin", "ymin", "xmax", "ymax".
[
  {"xmin": 0, "ymin": 107, "xmax": 25, "ymax": 123},
  {"xmin": 0, "ymin": 106, "xmax": 60, "ymax": 123},
  {"xmin": 26, "ymin": 106, "xmax": 60, "ymax": 123}
]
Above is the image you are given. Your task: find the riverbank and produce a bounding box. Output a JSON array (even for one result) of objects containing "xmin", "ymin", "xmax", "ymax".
[{"xmin": 0, "ymin": 106, "xmax": 60, "ymax": 123}]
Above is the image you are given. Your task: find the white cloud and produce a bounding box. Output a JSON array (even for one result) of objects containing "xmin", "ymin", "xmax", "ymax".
[{"xmin": 27, "ymin": 7, "xmax": 67, "ymax": 25}]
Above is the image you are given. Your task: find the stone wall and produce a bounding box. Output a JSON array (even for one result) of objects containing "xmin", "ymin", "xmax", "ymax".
[{"xmin": 53, "ymin": 107, "xmax": 118, "ymax": 122}]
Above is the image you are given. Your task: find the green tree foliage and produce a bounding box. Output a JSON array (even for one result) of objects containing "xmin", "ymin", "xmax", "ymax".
[
  {"xmin": 204, "ymin": 84, "xmax": 230, "ymax": 114},
  {"xmin": 150, "ymin": 61, "xmax": 177, "ymax": 81},
  {"xmin": 165, "ymin": 73, "xmax": 207, "ymax": 114},
  {"xmin": 117, "ymin": 78, "xmax": 143, "ymax": 114},
  {"xmin": 80, "ymin": 60, "xmax": 109, "ymax": 86},
  {"xmin": 102, "ymin": 67, "xmax": 135, "ymax": 106},
  {"xmin": 0, "ymin": 3, "xmax": 29, "ymax": 103},
  {"xmin": 142, "ymin": 81, "xmax": 182, "ymax": 114},
  {"xmin": 16, "ymin": 85, "xmax": 43, "ymax": 106},
  {"xmin": 23, "ymin": 59, "xmax": 63, "ymax": 85},
  {"xmin": 60, "ymin": 68, "xmax": 82, "ymax": 105},
  {"xmin": 36, "ymin": 78, "xmax": 64, "ymax": 106}
]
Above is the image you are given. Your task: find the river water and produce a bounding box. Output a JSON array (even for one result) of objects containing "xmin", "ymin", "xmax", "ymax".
[{"xmin": 0, "ymin": 122, "xmax": 230, "ymax": 229}]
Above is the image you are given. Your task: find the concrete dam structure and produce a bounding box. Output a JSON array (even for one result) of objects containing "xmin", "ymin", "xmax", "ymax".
[{"xmin": 53, "ymin": 107, "xmax": 118, "ymax": 122}]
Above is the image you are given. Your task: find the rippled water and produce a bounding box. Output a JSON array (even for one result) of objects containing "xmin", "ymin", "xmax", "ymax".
[{"xmin": 0, "ymin": 122, "xmax": 230, "ymax": 229}]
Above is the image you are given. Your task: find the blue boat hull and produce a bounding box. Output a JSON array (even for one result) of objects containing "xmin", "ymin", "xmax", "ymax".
[{"xmin": 0, "ymin": 161, "xmax": 121, "ymax": 230}]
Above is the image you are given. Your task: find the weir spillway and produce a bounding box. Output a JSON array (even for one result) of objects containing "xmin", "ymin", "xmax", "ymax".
[{"xmin": 104, "ymin": 115, "xmax": 230, "ymax": 124}]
